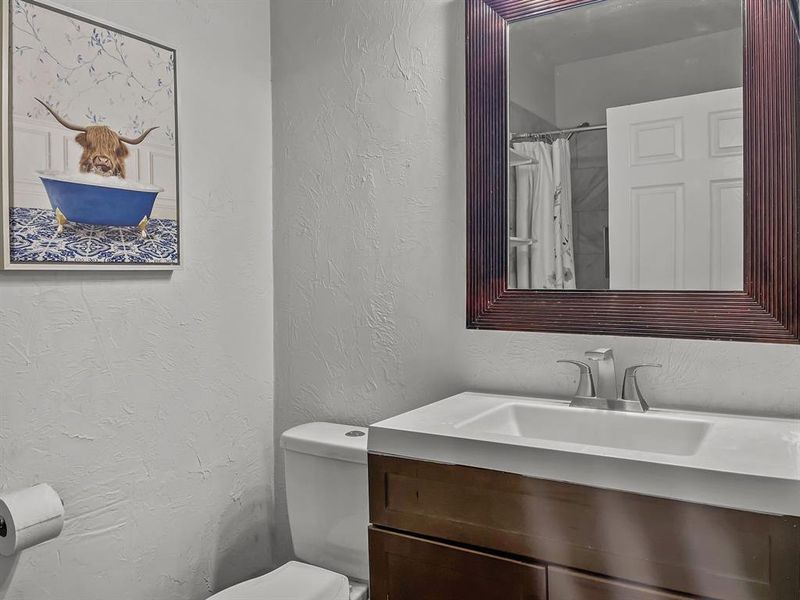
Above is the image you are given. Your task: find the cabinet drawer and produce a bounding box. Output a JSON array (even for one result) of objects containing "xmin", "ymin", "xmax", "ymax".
[
  {"xmin": 369, "ymin": 454, "xmax": 800, "ymax": 600},
  {"xmin": 549, "ymin": 567, "xmax": 695, "ymax": 600},
  {"xmin": 368, "ymin": 527, "xmax": 546, "ymax": 600}
]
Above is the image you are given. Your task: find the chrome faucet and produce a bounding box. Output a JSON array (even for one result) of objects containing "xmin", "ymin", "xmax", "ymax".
[
  {"xmin": 555, "ymin": 359, "xmax": 595, "ymax": 397},
  {"xmin": 620, "ymin": 363, "xmax": 662, "ymax": 412},
  {"xmin": 584, "ymin": 347, "xmax": 617, "ymax": 400},
  {"xmin": 558, "ymin": 348, "xmax": 661, "ymax": 413}
]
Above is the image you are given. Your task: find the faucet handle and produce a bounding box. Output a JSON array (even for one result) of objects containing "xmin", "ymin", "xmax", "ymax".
[
  {"xmin": 557, "ymin": 360, "xmax": 596, "ymax": 398},
  {"xmin": 621, "ymin": 363, "xmax": 661, "ymax": 409}
]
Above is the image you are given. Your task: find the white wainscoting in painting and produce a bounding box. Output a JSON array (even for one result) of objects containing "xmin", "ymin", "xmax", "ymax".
[
  {"xmin": 11, "ymin": 116, "xmax": 177, "ymax": 221},
  {"xmin": 607, "ymin": 87, "xmax": 743, "ymax": 291}
]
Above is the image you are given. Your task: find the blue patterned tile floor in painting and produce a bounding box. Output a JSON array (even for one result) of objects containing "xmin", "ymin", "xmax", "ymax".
[{"xmin": 9, "ymin": 207, "xmax": 178, "ymax": 264}]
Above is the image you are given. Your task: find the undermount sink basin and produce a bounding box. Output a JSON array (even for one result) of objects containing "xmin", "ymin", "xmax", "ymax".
[{"xmin": 455, "ymin": 402, "xmax": 711, "ymax": 456}]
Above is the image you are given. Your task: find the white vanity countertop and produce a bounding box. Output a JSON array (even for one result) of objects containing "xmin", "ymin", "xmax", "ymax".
[{"xmin": 368, "ymin": 391, "xmax": 800, "ymax": 517}]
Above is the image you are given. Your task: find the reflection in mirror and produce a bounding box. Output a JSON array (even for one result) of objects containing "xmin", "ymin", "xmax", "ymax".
[{"xmin": 507, "ymin": 0, "xmax": 743, "ymax": 291}]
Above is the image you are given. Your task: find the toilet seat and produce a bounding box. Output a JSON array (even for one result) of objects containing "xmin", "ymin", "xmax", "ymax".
[{"xmin": 208, "ymin": 561, "xmax": 350, "ymax": 600}]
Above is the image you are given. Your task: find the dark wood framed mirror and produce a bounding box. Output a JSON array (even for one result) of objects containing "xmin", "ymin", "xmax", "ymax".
[{"xmin": 466, "ymin": 0, "xmax": 799, "ymax": 343}]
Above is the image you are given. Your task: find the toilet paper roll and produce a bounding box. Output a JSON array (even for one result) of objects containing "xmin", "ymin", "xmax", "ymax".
[{"xmin": 0, "ymin": 483, "xmax": 64, "ymax": 556}]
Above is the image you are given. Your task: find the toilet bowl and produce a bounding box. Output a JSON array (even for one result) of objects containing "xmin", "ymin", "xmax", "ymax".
[
  {"xmin": 209, "ymin": 561, "xmax": 354, "ymax": 600},
  {"xmin": 208, "ymin": 423, "xmax": 370, "ymax": 600}
]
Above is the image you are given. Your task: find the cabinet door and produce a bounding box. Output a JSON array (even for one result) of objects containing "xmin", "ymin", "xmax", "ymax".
[
  {"xmin": 368, "ymin": 527, "xmax": 546, "ymax": 600},
  {"xmin": 369, "ymin": 454, "xmax": 800, "ymax": 600},
  {"xmin": 549, "ymin": 567, "xmax": 696, "ymax": 600}
]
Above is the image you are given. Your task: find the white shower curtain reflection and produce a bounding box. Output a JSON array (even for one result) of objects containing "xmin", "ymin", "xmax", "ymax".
[{"xmin": 512, "ymin": 140, "xmax": 576, "ymax": 289}]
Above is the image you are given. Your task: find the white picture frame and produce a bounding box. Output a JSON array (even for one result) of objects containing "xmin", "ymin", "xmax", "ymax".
[{"xmin": 1, "ymin": 0, "xmax": 181, "ymax": 270}]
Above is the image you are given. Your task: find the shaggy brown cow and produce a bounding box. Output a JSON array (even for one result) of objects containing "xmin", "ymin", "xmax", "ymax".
[{"xmin": 36, "ymin": 98, "xmax": 158, "ymax": 179}]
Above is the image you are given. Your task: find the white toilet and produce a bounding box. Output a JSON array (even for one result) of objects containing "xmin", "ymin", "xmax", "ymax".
[{"xmin": 210, "ymin": 422, "xmax": 370, "ymax": 600}]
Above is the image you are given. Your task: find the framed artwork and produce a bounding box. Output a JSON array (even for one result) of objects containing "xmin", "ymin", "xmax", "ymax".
[{"xmin": 1, "ymin": 0, "xmax": 180, "ymax": 269}]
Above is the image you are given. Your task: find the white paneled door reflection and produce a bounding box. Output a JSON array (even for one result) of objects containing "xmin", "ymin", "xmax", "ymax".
[{"xmin": 607, "ymin": 87, "xmax": 743, "ymax": 290}]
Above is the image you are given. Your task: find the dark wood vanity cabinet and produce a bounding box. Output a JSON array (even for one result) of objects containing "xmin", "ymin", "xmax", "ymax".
[
  {"xmin": 368, "ymin": 528, "xmax": 547, "ymax": 600},
  {"xmin": 547, "ymin": 568, "xmax": 700, "ymax": 600},
  {"xmin": 368, "ymin": 454, "xmax": 800, "ymax": 600}
]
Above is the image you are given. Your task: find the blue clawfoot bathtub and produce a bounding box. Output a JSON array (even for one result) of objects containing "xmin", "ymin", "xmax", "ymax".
[{"xmin": 37, "ymin": 170, "xmax": 163, "ymax": 237}]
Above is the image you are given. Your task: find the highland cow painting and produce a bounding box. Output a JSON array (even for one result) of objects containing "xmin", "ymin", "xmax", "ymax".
[{"xmin": 1, "ymin": 0, "xmax": 180, "ymax": 269}]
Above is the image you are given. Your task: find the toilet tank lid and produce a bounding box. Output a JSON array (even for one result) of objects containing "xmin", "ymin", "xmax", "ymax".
[{"xmin": 281, "ymin": 422, "xmax": 368, "ymax": 465}]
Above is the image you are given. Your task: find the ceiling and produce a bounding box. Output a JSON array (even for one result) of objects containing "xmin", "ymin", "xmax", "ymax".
[{"xmin": 510, "ymin": 0, "xmax": 742, "ymax": 66}]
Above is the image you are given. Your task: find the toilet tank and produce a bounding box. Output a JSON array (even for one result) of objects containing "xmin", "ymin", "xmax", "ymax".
[{"xmin": 280, "ymin": 422, "xmax": 369, "ymax": 582}]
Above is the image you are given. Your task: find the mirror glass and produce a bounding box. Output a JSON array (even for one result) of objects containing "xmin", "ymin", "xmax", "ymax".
[{"xmin": 507, "ymin": 0, "xmax": 743, "ymax": 290}]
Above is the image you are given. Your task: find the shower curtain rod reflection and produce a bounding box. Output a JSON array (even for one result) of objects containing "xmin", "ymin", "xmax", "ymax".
[{"xmin": 511, "ymin": 124, "xmax": 607, "ymax": 142}]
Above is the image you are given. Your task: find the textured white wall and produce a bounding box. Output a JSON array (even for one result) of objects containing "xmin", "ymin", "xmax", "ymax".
[
  {"xmin": 509, "ymin": 33, "xmax": 556, "ymax": 124},
  {"xmin": 0, "ymin": 2, "xmax": 273, "ymax": 599},
  {"xmin": 554, "ymin": 28, "xmax": 743, "ymax": 126},
  {"xmin": 272, "ymin": 0, "xmax": 800, "ymax": 565}
]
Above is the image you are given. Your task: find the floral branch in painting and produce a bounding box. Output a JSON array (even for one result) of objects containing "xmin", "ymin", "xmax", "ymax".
[{"xmin": 11, "ymin": 0, "xmax": 175, "ymax": 145}]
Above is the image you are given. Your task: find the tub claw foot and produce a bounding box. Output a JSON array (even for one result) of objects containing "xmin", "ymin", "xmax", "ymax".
[
  {"xmin": 54, "ymin": 208, "xmax": 67, "ymax": 234},
  {"xmin": 137, "ymin": 216, "xmax": 149, "ymax": 239}
]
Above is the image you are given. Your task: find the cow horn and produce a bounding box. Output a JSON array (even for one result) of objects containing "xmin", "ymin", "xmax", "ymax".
[
  {"xmin": 118, "ymin": 127, "xmax": 159, "ymax": 145},
  {"xmin": 35, "ymin": 98, "xmax": 86, "ymax": 132}
]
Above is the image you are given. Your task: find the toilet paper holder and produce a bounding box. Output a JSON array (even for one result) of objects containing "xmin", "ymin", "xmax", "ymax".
[
  {"xmin": 0, "ymin": 484, "xmax": 65, "ymax": 556},
  {"xmin": 0, "ymin": 494, "xmax": 63, "ymax": 538}
]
